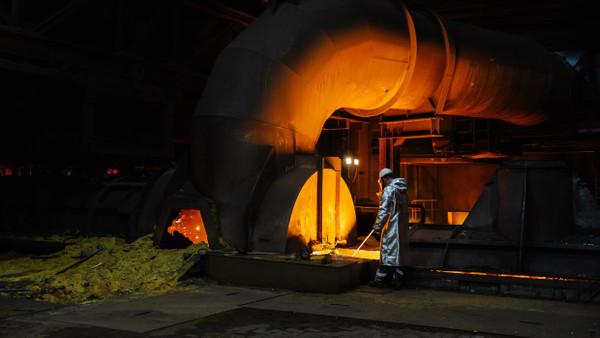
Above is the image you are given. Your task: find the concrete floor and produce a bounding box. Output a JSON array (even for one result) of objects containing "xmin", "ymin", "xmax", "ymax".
[{"xmin": 1, "ymin": 280, "xmax": 598, "ymax": 338}]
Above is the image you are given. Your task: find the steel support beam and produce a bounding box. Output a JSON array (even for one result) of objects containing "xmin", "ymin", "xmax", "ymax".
[
  {"xmin": 128, "ymin": 1, "xmax": 173, "ymax": 53},
  {"xmin": 10, "ymin": 0, "xmax": 23, "ymax": 27},
  {"xmin": 34, "ymin": 0, "xmax": 94, "ymax": 34},
  {"xmin": 184, "ymin": 21, "xmax": 237, "ymax": 67},
  {"xmin": 0, "ymin": 28, "xmax": 208, "ymax": 92},
  {"xmin": 181, "ymin": 0, "xmax": 255, "ymax": 27}
]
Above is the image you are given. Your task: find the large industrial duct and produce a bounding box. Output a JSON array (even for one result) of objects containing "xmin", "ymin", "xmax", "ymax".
[{"xmin": 189, "ymin": 0, "xmax": 573, "ymax": 251}]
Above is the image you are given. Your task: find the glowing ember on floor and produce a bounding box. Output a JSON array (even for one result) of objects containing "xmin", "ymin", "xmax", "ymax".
[{"xmin": 167, "ymin": 209, "xmax": 209, "ymax": 245}]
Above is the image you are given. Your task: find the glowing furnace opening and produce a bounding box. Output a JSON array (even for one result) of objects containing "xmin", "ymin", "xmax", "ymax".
[
  {"xmin": 286, "ymin": 168, "xmax": 356, "ymax": 252},
  {"xmin": 166, "ymin": 209, "xmax": 209, "ymax": 247}
]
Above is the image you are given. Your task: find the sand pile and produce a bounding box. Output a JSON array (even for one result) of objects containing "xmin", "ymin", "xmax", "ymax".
[{"xmin": 0, "ymin": 233, "xmax": 209, "ymax": 304}]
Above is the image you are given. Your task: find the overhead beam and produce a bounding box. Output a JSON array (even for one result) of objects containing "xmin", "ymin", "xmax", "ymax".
[
  {"xmin": 128, "ymin": 1, "xmax": 173, "ymax": 53},
  {"xmin": 184, "ymin": 21, "xmax": 237, "ymax": 67},
  {"xmin": 114, "ymin": 1, "xmax": 126, "ymax": 51},
  {"xmin": 34, "ymin": 0, "xmax": 94, "ymax": 34},
  {"xmin": 10, "ymin": 0, "xmax": 23, "ymax": 27},
  {"xmin": 0, "ymin": 57, "xmax": 75, "ymax": 80},
  {"xmin": 402, "ymin": 0, "xmax": 597, "ymax": 50},
  {"xmin": 170, "ymin": 2, "xmax": 182, "ymax": 63},
  {"xmin": 0, "ymin": 28, "xmax": 208, "ymax": 92},
  {"xmin": 181, "ymin": 0, "xmax": 255, "ymax": 27}
]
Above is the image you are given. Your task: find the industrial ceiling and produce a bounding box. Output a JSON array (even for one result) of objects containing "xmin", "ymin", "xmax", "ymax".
[{"xmin": 0, "ymin": 0, "xmax": 598, "ymax": 173}]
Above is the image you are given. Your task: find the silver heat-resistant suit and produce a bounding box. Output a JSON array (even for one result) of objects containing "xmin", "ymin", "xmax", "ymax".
[{"xmin": 373, "ymin": 177, "xmax": 410, "ymax": 285}]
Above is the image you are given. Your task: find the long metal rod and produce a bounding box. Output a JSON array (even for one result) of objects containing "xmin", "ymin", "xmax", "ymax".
[
  {"xmin": 518, "ymin": 167, "xmax": 528, "ymax": 272},
  {"xmin": 352, "ymin": 229, "xmax": 375, "ymax": 257}
]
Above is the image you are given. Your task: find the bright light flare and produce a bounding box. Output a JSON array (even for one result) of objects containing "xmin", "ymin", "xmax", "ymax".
[
  {"xmin": 345, "ymin": 157, "xmax": 352, "ymax": 165},
  {"xmin": 310, "ymin": 248, "xmax": 380, "ymax": 260},
  {"xmin": 311, "ymin": 249, "xmax": 332, "ymax": 256}
]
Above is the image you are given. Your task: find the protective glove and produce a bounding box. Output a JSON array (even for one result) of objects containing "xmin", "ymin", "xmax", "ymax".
[{"xmin": 372, "ymin": 228, "xmax": 381, "ymax": 236}]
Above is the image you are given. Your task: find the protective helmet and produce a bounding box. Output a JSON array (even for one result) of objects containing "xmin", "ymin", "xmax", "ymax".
[{"xmin": 379, "ymin": 168, "xmax": 393, "ymax": 178}]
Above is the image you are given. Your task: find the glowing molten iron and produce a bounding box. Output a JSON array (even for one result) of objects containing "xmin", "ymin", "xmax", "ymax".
[
  {"xmin": 167, "ymin": 209, "xmax": 209, "ymax": 245},
  {"xmin": 311, "ymin": 248, "xmax": 380, "ymax": 260},
  {"xmin": 433, "ymin": 270, "xmax": 588, "ymax": 282}
]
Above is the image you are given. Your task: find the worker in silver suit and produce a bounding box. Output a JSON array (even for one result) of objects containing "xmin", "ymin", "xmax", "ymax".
[{"xmin": 369, "ymin": 168, "xmax": 410, "ymax": 289}]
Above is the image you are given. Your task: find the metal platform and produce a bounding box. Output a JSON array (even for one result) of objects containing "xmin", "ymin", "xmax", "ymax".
[{"xmin": 205, "ymin": 252, "xmax": 378, "ymax": 294}]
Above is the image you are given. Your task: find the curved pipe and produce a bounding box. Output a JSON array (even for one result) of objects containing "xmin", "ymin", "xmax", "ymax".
[{"xmin": 191, "ymin": 0, "xmax": 573, "ymax": 250}]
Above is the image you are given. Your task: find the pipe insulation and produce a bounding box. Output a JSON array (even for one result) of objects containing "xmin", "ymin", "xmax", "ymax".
[{"xmin": 191, "ymin": 0, "xmax": 573, "ymax": 250}]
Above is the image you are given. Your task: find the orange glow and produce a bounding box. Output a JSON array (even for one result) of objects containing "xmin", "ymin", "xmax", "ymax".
[
  {"xmin": 447, "ymin": 211, "xmax": 469, "ymax": 225},
  {"xmin": 311, "ymin": 249, "xmax": 332, "ymax": 256},
  {"xmin": 167, "ymin": 209, "xmax": 209, "ymax": 245},
  {"xmin": 433, "ymin": 270, "xmax": 591, "ymax": 282},
  {"xmin": 0, "ymin": 167, "xmax": 12, "ymax": 176},
  {"xmin": 311, "ymin": 248, "xmax": 380, "ymax": 260},
  {"xmin": 287, "ymin": 169, "xmax": 356, "ymax": 248}
]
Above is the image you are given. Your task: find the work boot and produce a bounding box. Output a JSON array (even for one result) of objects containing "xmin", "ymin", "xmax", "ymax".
[
  {"xmin": 392, "ymin": 276, "xmax": 403, "ymax": 290},
  {"xmin": 371, "ymin": 265, "xmax": 393, "ymax": 288},
  {"xmin": 368, "ymin": 279, "xmax": 389, "ymax": 288},
  {"xmin": 392, "ymin": 268, "xmax": 404, "ymax": 290}
]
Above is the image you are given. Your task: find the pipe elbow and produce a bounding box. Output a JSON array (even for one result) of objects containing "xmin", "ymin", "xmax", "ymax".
[{"xmin": 195, "ymin": 0, "xmax": 415, "ymax": 150}]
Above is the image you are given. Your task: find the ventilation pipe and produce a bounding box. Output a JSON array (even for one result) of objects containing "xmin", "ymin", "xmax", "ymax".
[{"xmin": 190, "ymin": 0, "xmax": 573, "ymax": 251}]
